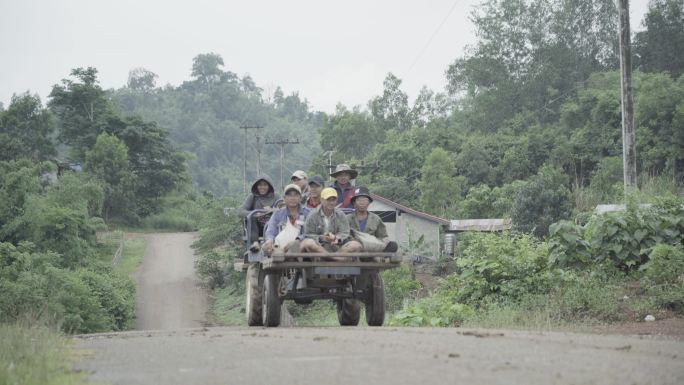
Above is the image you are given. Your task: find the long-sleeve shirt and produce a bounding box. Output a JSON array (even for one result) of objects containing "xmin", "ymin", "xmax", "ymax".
[
  {"xmin": 347, "ymin": 211, "xmax": 389, "ymax": 240},
  {"xmin": 304, "ymin": 206, "xmax": 351, "ymax": 242},
  {"xmin": 264, "ymin": 205, "xmax": 310, "ymax": 241}
]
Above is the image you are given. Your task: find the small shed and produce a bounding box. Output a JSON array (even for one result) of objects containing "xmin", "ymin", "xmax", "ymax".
[
  {"xmin": 443, "ymin": 218, "xmax": 512, "ymax": 256},
  {"xmin": 368, "ymin": 194, "xmax": 449, "ymax": 258}
]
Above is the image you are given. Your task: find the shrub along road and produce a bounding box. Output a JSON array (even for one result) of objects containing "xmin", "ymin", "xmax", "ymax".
[{"xmin": 74, "ymin": 232, "xmax": 683, "ymax": 384}]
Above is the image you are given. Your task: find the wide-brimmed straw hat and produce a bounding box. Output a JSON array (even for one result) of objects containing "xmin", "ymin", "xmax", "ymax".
[{"xmin": 330, "ymin": 163, "xmax": 358, "ymax": 179}]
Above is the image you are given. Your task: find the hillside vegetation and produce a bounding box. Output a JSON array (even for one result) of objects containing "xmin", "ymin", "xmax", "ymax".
[{"xmin": 0, "ymin": 0, "xmax": 682, "ymax": 335}]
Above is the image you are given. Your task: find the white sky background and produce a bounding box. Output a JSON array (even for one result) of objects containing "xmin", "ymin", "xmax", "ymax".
[{"xmin": 0, "ymin": 0, "xmax": 652, "ymax": 113}]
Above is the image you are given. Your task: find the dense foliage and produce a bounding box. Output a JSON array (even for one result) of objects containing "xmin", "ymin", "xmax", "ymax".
[
  {"xmin": 2, "ymin": 0, "xmax": 683, "ymax": 331},
  {"xmin": 0, "ymin": 161, "xmax": 134, "ymax": 333},
  {"xmin": 110, "ymin": 53, "xmax": 324, "ymax": 196}
]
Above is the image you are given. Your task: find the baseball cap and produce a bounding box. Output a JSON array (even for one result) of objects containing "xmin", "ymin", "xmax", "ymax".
[
  {"xmin": 283, "ymin": 183, "xmax": 302, "ymax": 195},
  {"xmin": 320, "ymin": 187, "xmax": 338, "ymax": 200},
  {"xmin": 308, "ymin": 175, "xmax": 325, "ymax": 187},
  {"xmin": 291, "ymin": 170, "xmax": 308, "ymax": 180}
]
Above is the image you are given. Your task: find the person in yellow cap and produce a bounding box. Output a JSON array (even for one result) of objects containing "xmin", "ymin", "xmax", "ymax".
[{"xmin": 300, "ymin": 187, "xmax": 362, "ymax": 253}]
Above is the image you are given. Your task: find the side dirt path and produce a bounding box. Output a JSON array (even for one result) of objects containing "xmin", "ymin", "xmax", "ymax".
[{"xmin": 134, "ymin": 232, "xmax": 208, "ymax": 330}]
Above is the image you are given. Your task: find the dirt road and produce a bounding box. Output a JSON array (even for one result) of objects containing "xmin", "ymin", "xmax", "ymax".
[
  {"xmin": 76, "ymin": 326, "xmax": 682, "ymax": 385},
  {"xmin": 134, "ymin": 232, "xmax": 207, "ymax": 330},
  {"xmin": 74, "ymin": 232, "xmax": 683, "ymax": 384}
]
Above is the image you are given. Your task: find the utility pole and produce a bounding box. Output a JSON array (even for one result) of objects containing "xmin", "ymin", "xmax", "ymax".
[
  {"xmin": 617, "ymin": 0, "xmax": 637, "ymax": 194},
  {"xmin": 240, "ymin": 125, "xmax": 263, "ymax": 193},
  {"xmin": 266, "ymin": 138, "xmax": 300, "ymax": 190},
  {"xmin": 323, "ymin": 150, "xmax": 335, "ymax": 181}
]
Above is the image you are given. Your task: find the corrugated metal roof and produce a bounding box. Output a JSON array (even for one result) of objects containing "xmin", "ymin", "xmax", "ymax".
[
  {"xmin": 370, "ymin": 194, "xmax": 450, "ymax": 225},
  {"xmin": 595, "ymin": 204, "xmax": 653, "ymax": 214},
  {"xmin": 447, "ymin": 218, "xmax": 512, "ymax": 232}
]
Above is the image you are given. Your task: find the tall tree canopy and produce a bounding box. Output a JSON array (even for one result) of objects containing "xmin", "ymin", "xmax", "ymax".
[{"xmin": 0, "ymin": 93, "xmax": 55, "ymax": 161}]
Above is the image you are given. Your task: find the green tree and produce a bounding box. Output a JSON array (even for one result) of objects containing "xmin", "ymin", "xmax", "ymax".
[
  {"xmin": 127, "ymin": 67, "xmax": 158, "ymax": 91},
  {"xmin": 48, "ymin": 67, "xmax": 116, "ymax": 160},
  {"xmin": 0, "ymin": 160, "xmax": 43, "ymax": 243},
  {"xmin": 85, "ymin": 132, "xmax": 135, "ymax": 220},
  {"xmin": 369, "ymin": 73, "xmax": 412, "ymax": 131},
  {"xmin": 447, "ymin": 0, "xmax": 618, "ymax": 130},
  {"xmin": 418, "ymin": 148, "xmax": 465, "ymax": 216},
  {"xmin": 320, "ymin": 105, "xmax": 383, "ymax": 159},
  {"xmin": 635, "ymin": 0, "xmax": 684, "ymax": 78},
  {"xmin": 511, "ymin": 165, "xmax": 572, "ymax": 237},
  {"xmin": 191, "ymin": 53, "xmax": 225, "ymax": 84},
  {"xmin": 0, "ymin": 93, "xmax": 56, "ymax": 161},
  {"xmin": 112, "ymin": 116, "xmax": 187, "ymax": 217}
]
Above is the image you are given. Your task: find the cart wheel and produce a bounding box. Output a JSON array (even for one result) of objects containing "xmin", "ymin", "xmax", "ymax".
[
  {"xmin": 262, "ymin": 272, "xmax": 282, "ymax": 327},
  {"xmin": 246, "ymin": 264, "xmax": 263, "ymax": 326},
  {"xmin": 337, "ymin": 299, "xmax": 361, "ymax": 326},
  {"xmin": 365, "ymin": 272, "xmax": 385, "ymax": 326}
]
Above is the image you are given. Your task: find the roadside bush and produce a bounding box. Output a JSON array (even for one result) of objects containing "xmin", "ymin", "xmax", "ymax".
[
  {"xmin": 140, "ymin": 189, "xmax": 214, "ymax": 231},
  {"xmin": 193, "ymin": 198, "xmax": 245, "ymax": 290},
  {"xmin": 549, "ymin": 195, "xmax": 684, "ymax": 271},
  {"xmin": 446, "ymin": 232, "xmax": 555, "ymax": 304},
  {"xmin": 195, "ymin": 250, "xmax": 242, "ymax": 291},
  {"xmin": 640, "ymin": 244, "xmax": 684, "ymax": 314},
  {"xmin": 548, "ymin": 220, "xmax": 590, "ymax": 268},
  {"xmin": 388, "ymin": 295, "xmax": 473, "ymax": 327},
  {"xmin": 641, "ymin": 243, "xmax": 684, "ymax": 285},
  {"xmin": 382, "ymin": 264, "xmax": 421, "ymax": 313},
  {"xmin": 0, "ymin": 242, "xmax": 136, "ymax": 333},
  {"xmin": 141, "ymin": 212, "xmax": 196, "ymax": 232},
  {"xmin": 192, "ymin": 198, "xmax": 242, "ymax": 254},
  {"xmin": 76, "ymin": 268, "xmax": 135, "ymax": 331}
]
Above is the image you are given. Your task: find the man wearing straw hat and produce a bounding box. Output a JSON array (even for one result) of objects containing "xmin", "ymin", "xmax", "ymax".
[{"xmin": 330, "ymin": 163, "xmax": 358, "ymax": 208}]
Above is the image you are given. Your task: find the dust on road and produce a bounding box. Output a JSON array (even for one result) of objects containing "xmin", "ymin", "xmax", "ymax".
[{"xmin": 134, "ymin": 232, "xmax": 207, "ymax": 330}]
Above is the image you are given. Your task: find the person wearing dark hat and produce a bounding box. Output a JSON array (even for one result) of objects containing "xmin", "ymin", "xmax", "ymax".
[
  {"xmin": 305, "ymin": 175, "xmax": 325, "ymax": 208},
  {"xmin": 330, "ymin": 163, "xmax": 358, "ymax": 208},
  {"xmin": 238, "ymin": 175, "xmax": 280, "ymax": 243},
  {"xmin": 262, "ymin": 184, "xmax": 310, "ymax": 256},
  {"xmin": 347, "ymin": 186, "xmax": 398, "ymax": 252}
]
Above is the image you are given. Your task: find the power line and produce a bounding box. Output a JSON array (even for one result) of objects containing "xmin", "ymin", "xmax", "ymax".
[
  {"xmin": 265, "ymin": 138, "xmax": 300, "ymax": 191},
  {"xmin": 403, "ymin": 0, "xmax": 460, "ymax": 79},
  {"xmin": 240, "ymin": 125, "xmax": 263, "ymax": 193}
]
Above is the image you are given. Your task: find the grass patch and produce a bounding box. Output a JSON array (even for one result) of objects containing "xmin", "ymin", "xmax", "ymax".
[
  {"xmin": 211, "ymin": 287, "xmax": 245, "ymax": 326},
  {"xmin": 114, "ymin": 237, "xmax": 146, "ymax": 277},
  {"xmin": 0, "ymin": 323, "xmax": 88, "ymax": 385}
]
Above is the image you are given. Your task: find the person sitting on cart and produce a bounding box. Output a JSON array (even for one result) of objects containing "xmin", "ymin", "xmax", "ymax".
[
  {"xmin": 305, "ymin": 175, "xmax": 325, "ymax": 209},
  {"xmin": 301, "ymin": 187, "xmax": 362, "ymax": 253},
  {"xmin": 347, "ymin": 186, "xmax": 399, "ymax": 252},
  {"xmin": 290, "ymin": 170, "xmax": 309, "ymax": 204},
  {"xmin": 262, "ymin": 184, "xmax": 310, "ymax": 256},
  {"xmin": 238, "ymin": 175, "xmax": 280, "ymax": 244},
  {"xmin": 330, "ymin": 163, "xmax": 358, "ymax": 208}
]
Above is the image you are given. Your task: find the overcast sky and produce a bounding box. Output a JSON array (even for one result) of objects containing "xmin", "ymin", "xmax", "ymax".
[{"xmin": 1, "ymin": 0, "xmax": 651, "ymax": 113}]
